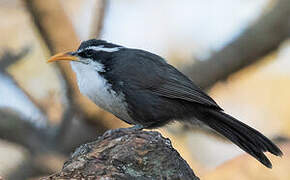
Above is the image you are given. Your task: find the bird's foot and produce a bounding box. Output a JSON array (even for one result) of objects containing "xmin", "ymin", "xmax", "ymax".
[
  {"xmin": 103, "ymin": 125, "xmax": 144, "ymax": 137},
  {"xmin": 128, "ymin": 124, "xmax": 144, "ymax": 131},
  {"xmin": 103, "ymin": 125, "xmax": 143, "ymax": 137}
]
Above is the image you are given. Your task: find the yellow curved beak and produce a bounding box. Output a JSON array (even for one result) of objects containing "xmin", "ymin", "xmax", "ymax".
[{"xmin": 47, "ymin": 52, "xmax": 79, "ymax": 63}]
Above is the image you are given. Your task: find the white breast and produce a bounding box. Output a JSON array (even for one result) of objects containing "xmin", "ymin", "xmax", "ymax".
[{"xmin": 70, "ymin": 61, "xmax": 133, "ymax": 123}]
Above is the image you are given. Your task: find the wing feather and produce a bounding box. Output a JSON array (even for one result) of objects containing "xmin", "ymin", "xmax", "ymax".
[
  {"xmin": 150, "ymin": 66, "xmax": 222, "ymax": 110},
  {"xmin": 111, "ymin": 49, "xmax": 222, "ymax": 110}
]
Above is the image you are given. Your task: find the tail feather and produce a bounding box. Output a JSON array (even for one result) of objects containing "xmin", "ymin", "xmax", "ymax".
[{"xmin": 197, "ymin": 108, "xmax": 283, "ymax": 168}]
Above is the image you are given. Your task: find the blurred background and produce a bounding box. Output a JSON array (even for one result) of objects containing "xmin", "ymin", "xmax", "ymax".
[{"xmin": 0, "ymin": 0, "xmax": 290, "ymax": 179}]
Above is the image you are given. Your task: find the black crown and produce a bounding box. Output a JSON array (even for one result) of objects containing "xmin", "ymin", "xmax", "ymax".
[{"xmin": 78, "ymin": 39, "xmax": 122, "ymax": 50}]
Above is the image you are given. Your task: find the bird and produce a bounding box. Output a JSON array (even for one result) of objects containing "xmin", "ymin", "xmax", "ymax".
[{"xmin": 48, "ymin": 39, "xmax": 282, "ymax": 168}]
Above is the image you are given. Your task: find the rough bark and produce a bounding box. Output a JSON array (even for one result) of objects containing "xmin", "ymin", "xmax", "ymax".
[
  {"xmin": 42, "ymin": 128, "xmax": 199, "ymax": 180},
  {"xmin": 182, "ymin": 0, "xmax": 290, "ymax": 90}
]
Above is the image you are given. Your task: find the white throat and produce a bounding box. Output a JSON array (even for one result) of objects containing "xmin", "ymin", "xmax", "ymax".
[{"xmin": 70, "ymin": 61, "xmax": 133, "ymax": 122}]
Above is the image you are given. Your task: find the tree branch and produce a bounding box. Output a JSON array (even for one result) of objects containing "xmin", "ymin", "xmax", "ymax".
[
  {"xmin": 23, "ymin": 0, "xmax": 82, "ymax": 141},
  {"xmin": 42, "ymin": 129, "xmax": 199, "ymax": 180},
  {"xmin": 23, "ymin": 0, "xmax": 112, "ymax": 134},
  {"xmin": 0, "ymin": 108, "xmax": 50, "ymax": 153},
  {"xmin": 0, "ymin": 46, "xmax": 30, "ymax": 71},
  {"xmin": 0, "ymin": 107, "xmax": 105, "ymax": 155},
  {"xmin": 182, "ymin": 0, "xmax": 290, "ymax": 90},
  {"xmin": 89, "ymin": 0, "xmax": 107, "ymax": 38},
  {"xmin": 0, "ymin": 47, "xmax": 47, "ymax": 116}
]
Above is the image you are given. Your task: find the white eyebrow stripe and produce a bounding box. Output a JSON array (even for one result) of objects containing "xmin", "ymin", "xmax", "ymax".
[{"xmin": 85, "ymin": 46, "xmax": 123, "ymax": 52}]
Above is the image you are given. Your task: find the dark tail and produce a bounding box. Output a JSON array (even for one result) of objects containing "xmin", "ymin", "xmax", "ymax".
[{"xmin": 196, "ymin": 108, "xmax": 283, "ymax": 168}]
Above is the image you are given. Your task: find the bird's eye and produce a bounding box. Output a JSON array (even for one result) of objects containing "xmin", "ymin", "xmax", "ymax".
[{"xmin": 84, "ymin": 50, "xmax": 94, "ymax": 57}]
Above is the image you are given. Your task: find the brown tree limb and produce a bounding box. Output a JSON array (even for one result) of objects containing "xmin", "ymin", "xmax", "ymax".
[
  {"xmin": 89, "ymin": 0, "xmax": 107, "ymax": 38},
  {"xmin": 23, "ymin": 0, "xmax": 83, "ymax": 141},
  {"xmin": 0, "ymin": 108, "xmax": 51, "ymax": 153},
  {"xmin": 0, "ymin": 46, "xmax": 30, "ymax": 71},
  {"xmin": 0, "ymin": 107, "xmax": 105, "ymax": 178},
  {"xmin": 3, "ymin": 73, "xmax": 49, "ymax": 120},
  {"xmin": 0, "ymin": 47, "xmax": 47, "ymax": 116},
  {"xmin": 182, "ymin": 0, "xmax": 290, "ymax": 90},
  {"xmin": 23, "ymin": 0, "xmax": 111, "ymax": 141},
  {"xmin": 0, "ymin": 107, "xmax": 105, "ymax": 155},
  {"xmin": 42, "ymin": 128, "xmax": 199, "ymax": 180}
]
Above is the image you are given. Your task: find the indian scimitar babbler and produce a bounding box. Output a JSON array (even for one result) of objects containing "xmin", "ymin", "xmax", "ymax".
[{"xmin": 48, "ymin": 39, "xmax": 282, "ymax": 168}]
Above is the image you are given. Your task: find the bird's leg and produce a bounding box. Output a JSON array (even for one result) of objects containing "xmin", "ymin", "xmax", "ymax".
[
  {"xmin": 129, "ymin": 124, "xmax": 144, "ymax": 131},
  {"xmin": 103, "ymin": 124, "xmax": 144, "ymax": 137}
]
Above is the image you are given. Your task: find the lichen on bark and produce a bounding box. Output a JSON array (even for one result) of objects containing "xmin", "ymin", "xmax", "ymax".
[{"xmin": 43, "ymin": 128, "xmax": 199, "ymax": 180}]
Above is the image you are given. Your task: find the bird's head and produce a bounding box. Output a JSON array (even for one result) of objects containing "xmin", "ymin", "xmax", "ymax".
[{"xmin": 47, "ymin": 39, "xmax": 123, "ymax": 71}]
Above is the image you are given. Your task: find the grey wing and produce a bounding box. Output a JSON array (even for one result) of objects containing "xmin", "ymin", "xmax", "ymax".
[
  {"xmin": 113, "ymin": 49, "xmax": 222, "ymax": 110},
  {"xmin": 149, "ymin": 64, "xmax": 222, "ymax": 110}
]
